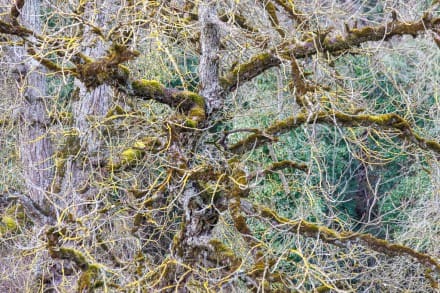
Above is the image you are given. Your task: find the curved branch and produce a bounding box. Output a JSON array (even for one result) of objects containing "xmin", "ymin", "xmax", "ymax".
[
  {"xmin": 229, "ymin": 110, "xmax": 440, "ymax": 154},
  {"xmin": 272, "ymin": 0, "xmax": 309, "ymax": 28},
  {"xmin": 10, "ymin": 0, "xmax": 25, "ymax": 20},
  {"xmin": 221, "ymin": 15, "xmax": 440, "ymax": 93},
  {"xmin": 9, "ymin": 35, "xmax": 207, "ymax": 121},
  {"xmin": 248, "ymin": 160, "xmax": 308, "ymax": 180},
  {"xmin": 4, "ymin": 190, "xmax": 55, "ymax": 225},
  {"xmin": 241, "ymin": 200, "xmax": 440, "ymax": 274},
  {"xmin": 221, "ymin": 53, "xmax": 281, "ymax": 92}
]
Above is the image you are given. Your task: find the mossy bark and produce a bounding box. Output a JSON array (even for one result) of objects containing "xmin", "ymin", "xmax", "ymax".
[
  {"xmin": 245, "ymin": 200, "xmax": 440, "ymax": 274},
  {"xmin": 229, "ymin": 110, "xmax": 440, "ymax": 155}
]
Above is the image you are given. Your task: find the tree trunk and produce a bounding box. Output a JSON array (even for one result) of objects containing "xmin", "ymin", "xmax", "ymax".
[
  {"xmin": 57, "ymin": 2, "xmax": 113, "ymax": 217},
  {"xmin": 166, "ymin": 2, "xmax": 227, "ymax": 289},
  {"xmin": 18, "ymin": 0, "xmax": 54, "ymax": 217}
]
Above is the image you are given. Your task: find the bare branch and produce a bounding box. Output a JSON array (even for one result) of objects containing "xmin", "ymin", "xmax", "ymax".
[{"xmin": 198, "ymin": 2, "xmax": 223, "ymax": 115}]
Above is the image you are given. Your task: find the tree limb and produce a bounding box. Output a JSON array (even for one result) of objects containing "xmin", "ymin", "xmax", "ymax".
[
  {"xmin": 221, "ymin": 15, "xmax": 440, "ymax": 93},
  {"xmin": 229, "ymin": 110, "xmax": 440, "ymax": 155},
  {"xmin": 241, "ymin": 200, "xmax": 440, "ymax": 274},
  {"xmin": 3, "ymin": 190, "xmax": 55, "ymax": 225}
]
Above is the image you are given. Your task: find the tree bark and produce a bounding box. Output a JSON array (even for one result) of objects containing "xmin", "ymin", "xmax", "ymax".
[
  {"xmin": 57, "ymin": 2, "xmax": 112, "ymax": 216},
  {"xmin": 18, "ymin": 0, "xmax": 54, "ymax": 217},
  {"xmin": 166, "ymin": 2, "xmax": 227, "ymax": 289},
  {"xmin": 198, "ymin": 1, "xmax": 222, "ymax": 115}
]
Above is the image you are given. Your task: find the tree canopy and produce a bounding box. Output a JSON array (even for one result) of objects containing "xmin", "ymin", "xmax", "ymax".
[{"xmin": 1, "ymin": 0, "xmax": 440, "ymax": 291}]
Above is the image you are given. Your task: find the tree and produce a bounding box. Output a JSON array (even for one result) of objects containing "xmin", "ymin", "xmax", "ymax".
[{"xmin": 1, "ymin": 0, "xmax": 439, "ymax": 291}]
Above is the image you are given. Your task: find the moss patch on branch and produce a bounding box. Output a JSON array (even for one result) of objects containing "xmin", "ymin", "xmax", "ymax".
[
  {"xmin": 221, "ymin": 15, "xmax": 440, "ymax": 93},
  {"xmin": 132, "ymin": 79, "xmax": 165, "ymax": 96},
  {"xmin": 250, "ymin": 203, "xmax": 440, "ymax": 275},
  {"xmin": 221, "ymin": 53, "xmax": 281, "ymax": 92},
  {"xmin": 131, "ymin": 79, "xmax": 206, "ymax": 125},
  {"xmin": 229, "ymin": 110, "xmax": 440, "ymax": 154}
]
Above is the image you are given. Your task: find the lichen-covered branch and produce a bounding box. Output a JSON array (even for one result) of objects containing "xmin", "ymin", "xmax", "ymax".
[
  {"xmin": 229, "ymin": 110, "xmax": 440, "ymax": 154},
  {"xmin": 10, "ymin": 0, "xmax": 25, "ymax": 21},
  {"xmin": 31, "ymin": 50, "xmax": 206, "ymax": 123},
  {"xmin": 0, "ymin": 19, "xmax": 33, "ymax": 36},
  {"xmin": 262, "ymin": 0, "xmax": 285, "ymax": 37},
  {"xmin": 320, "ymin": 14, "xmax": 440, "ymax": 54},
  {"xmin": 248, "ymin": 160, "xmax": 308, "ymax": 180},
  {"xmin": 272, "ymin": 0, "xmax": 309, "ymax": 28},
  {"xmin": 2, "ymin": 23, "xmax": 206, "ymax": 123},
  {"xmin": 241, "ymin": 200, "xmax": 440, "ymax": 274},
  {"xmin": 221, "ymin": 53, "xmax": 282, "ymax": 92},
  {"xmin": 3, "ymin": 190, "xmax": 54, "ymax": 225},
  {"xmin": 45, "ymin": 227, "xmax": 111, "ymax": 290},
  {"xmin": 221, "ymin": 15, "xmax": 440, "ymax": 93},
  {"xmin": 130, "ymin": 79, "xmax": 206, "ymax": 124}
]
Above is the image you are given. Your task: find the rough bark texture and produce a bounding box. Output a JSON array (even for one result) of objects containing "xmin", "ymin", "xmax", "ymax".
[
  {"xmin": 13, "ymin": 1, "xmax": 57, "ymax": 290},
  {"xmin": 46, "ymin": 2, "xmax": 113, "ymax": 291},
  {"xmin": 167, "ymin": 2, "xmax": 226, "ymax": 289},
  {"xmin": 1, "ymin": 1, "xmax": 439, "ymax": 291},
  {"xmin": 56, "ymin": 2, "xmax": 112, "ymax": 216},
  {"xmin": 198, "ymin": 2, "xmax": 222, "ymax": 115},
  {"xmin": 18, "ymin": 0, "xmax": 54, "ymax": 216}
]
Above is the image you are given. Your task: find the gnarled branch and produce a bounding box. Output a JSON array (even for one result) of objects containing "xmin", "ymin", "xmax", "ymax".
[
  {"xmin": 229, "ymin": 110, "xmax": 440, "ymax": 155},
  {"xmin": 241, "ymin": 200, "xmax": 440, "ymax": 274}
]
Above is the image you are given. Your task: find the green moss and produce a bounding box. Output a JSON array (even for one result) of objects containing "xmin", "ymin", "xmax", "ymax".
[
  {"xmin": 1, "ymin": 216, "xmax": 17, "ymax": 231},
  {"xmin": 132, "ymin": 79, "xmax": 165, "ymax": 96},
  {"xmin": 108, "ymin": 136, "xmax": 165, "ymax": 170},
  {"xmin": 209, "ymin": 239, "xmax": 236, "ymax": 258},
  {"xmin": 172, "ymin": 234, "xmax": 184, "ymax": 258},
  {"xmin": 114, "ymin": 64, "xmax": 131, "ymax": 83},
  {"xmin": 79, "ymin": 53, "xmax": 94, "ymax": 64},
  {"xmin": 182, "ymin": 91, "xmax": 205, "ymax": 107},
  {"xmin": 184, "ymin": 118, "xmax": 198, "ymax": 128},
  {"xmin": 315, "ymin": 285, "xmax": 331, "ymax": 292},
  {"xmin": 233, "ymin": 53, "xmax": 271, "ymax": 76},
  {"xmin": 78, "ymin": 264, "xmax": 99, "ymax": 291},
  {"xmin": 221, "ymin": 52, "xmax": 278, "ymax": 90},
  {"xmin": 133, "ymin": 213, "xmax": 144, "ymax": 227},
  {"xmin": 186, "ymin": 106, "xmax": 205, "ymax": 127},
  {"xmin": 105, "ymin": 105, "xmax": 126, "ymax": 118},
  {"xmin": 54, "ymin": 156, "xmax": 65, "ymax": 177},
  {"xmin": 233, "ymin": 214, "xmax": 251, "ymax": 234},
  {"xmin": 56, "ymin": 247, "xmax": 89, "ymax": 270},
  {"xmin": 121, "ymin": 148, "xmax": 144, "ymax": 165},
  {"xmin": 0, "ymin": 204, "xmax": 27, "ymax": 235}
]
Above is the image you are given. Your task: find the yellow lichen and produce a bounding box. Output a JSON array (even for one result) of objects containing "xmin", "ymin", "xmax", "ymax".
[
  {"xmin": 121, "ymin": 148, "xmax": 144, "ymax": 165},
  {"xmin": 1, "ymin": 216, "xmax": 17, "ymax": 230},
  {"xmin": 0, "ymin": 204, "xmax": 27, "ymax": 235},
  {"xmin": 184, "ymin": 118, "xmax": 198, "ymax": 128}
]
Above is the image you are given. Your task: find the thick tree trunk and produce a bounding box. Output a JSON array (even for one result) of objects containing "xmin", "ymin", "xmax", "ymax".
[
  {"xmin": 18, "ymin": 0, "xmax": 54, "ymax": 217},
  {"xmin": 39, "ymin": 3, "xmax": 112, "ymax": 291},
  {"xmin": 13, "ymin": 0, "xmax": 57, "ymax": 290},
  {"xmin": 198, "ymin": 2, "xmax": 222, "ymax": 115},
  {"xmin": 167, "ymin": 2, "xmax": 227, "ymax": 290},
  {"xmin": 58, "ymin": 3, "xmax": 112, "ymax": 217}
]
